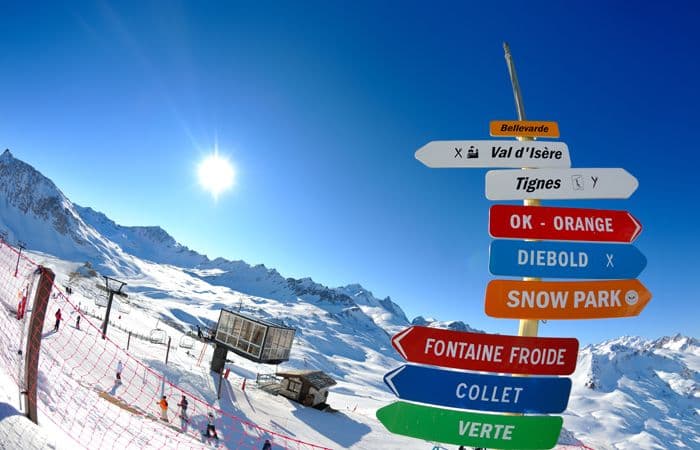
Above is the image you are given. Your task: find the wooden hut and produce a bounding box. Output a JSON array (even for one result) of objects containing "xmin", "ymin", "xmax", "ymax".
[{"xmin": 276, "ymin": 370, "xmax": 336, "ymax": 408}]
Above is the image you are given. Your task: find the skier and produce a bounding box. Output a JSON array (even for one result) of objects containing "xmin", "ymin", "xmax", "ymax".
[
  {"xmin": 158, "ymin": 395, "xmax": 168, "ymax": 421},
  {"xmin": 116, "ymin": 360, "xmax": 123, "ymax": 382},
  {"xmin": 177, "ymin": 395, "xmax": 189, "ymax": 421},
  {"xmin": 76, "ymin": 315, "xmax": 81, "ymax": 330},
  {"xmin": 197, "ymin": 325, "xmax": 203, "ymax": 339},
  {"xmin": 262, "ymin": 439, "xmax": 272, "ymax": 450},
  {"xmin": 53, "ymin": 309, "xmax": 62, "ymax": 331},
  {"xmin": 205, "ymin": 413, "xmax": 218, "ymax": 439}
]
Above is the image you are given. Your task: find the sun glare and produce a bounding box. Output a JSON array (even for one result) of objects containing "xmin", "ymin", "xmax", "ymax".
[{"xmin": 197, "ymin": 151, "xmax": 235, "ymax": 200}]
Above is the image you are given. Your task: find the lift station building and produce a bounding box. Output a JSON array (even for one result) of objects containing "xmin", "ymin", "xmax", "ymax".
[{"xmin": 210, "ymin": 309, "xmax": 295, "ymax": 372}]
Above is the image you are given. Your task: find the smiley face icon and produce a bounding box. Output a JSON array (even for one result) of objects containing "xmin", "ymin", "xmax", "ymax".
[{"xmin": 624, "ymin": 290, "xmax": 639, "ymax": 305}]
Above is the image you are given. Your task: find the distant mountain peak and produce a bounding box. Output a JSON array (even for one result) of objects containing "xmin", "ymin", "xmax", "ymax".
[
  {"xmin": 569, "ymin": 333, "xmax": 699, "ymax": 448},
  {"xmin": 411, "ymin": 316, "xmax": 483, "ymax": 333}
]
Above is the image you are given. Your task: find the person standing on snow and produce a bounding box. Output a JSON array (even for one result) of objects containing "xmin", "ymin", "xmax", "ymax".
[
  {"xmin": 116, "ymin": 360, "xmax": 123, "ymax": 382},
  {"xmin": 17, "ymin": 287, "xmax": 28, "ymax": 320},
  {"xmin": 177, "ymin": 395, "xmax": 188, "ymax": 421},
  {"xmin": 158, "ymin": 395, "xmax": 169, "ymax": 421},
  {"xmin": 262, "ymin": 439, "xmax": 272, "ymax": 450},
  {"xmin": 205, "ymin": 413, "xmax": 218, "ymax": 439},
  {"xmin": 53, "ymin": 309, "xmax": 62, "ymax": 331}
]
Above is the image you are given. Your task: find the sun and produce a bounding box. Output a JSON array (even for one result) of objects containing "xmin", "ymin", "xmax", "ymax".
[{"xmin": 197, "ymin": 151, "xmax": 235, "ymax": 200}]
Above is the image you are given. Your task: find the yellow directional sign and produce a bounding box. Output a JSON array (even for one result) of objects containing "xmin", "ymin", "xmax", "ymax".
[{"xmin": 490, "ymin": 121, "xmax": 560, "ymax": 138}]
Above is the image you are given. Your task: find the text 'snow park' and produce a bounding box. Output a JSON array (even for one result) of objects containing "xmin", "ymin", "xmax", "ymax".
[
  {"xmin": 384, "ymin": 364, "xmax": 572, "ymax": 414},
  {"xmin": 391, "ymin": 326, "xmax": 579, "ymax": 375},
  {"xmin": 376, "ymin": 401, "xmax": 563, "ymax": 450},
  {"xmin": 485, "ymin": 279, "xmax": 652, "ymax": 320},
  {"xmin": 415, "ymin": 140, "xmax": 570, "ymax": 168},
  {"xmin": 485, "ymin": 168, "xmax": 639, "ymax": 200},
  {"xmin": 489, "ymin": 205, "xmax": 642, "ymax": 243},
  {"xmin": 489, "ymin": 240, "xmax": 647, "ymax": 279}
]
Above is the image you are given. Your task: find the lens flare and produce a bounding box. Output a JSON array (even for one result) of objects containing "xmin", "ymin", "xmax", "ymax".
[{"xmin": 197, "ymin": 151, "xmax": 235, "ymax": 200}]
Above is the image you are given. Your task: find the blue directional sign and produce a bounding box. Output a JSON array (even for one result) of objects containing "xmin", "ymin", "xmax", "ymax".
[
  {"xmin": 489, "ymin": 240, "xmax": 647, "ymax": 279},
  {"xmin": 384, "ymin": 364, "xmax": 571, "ymax": 414}
]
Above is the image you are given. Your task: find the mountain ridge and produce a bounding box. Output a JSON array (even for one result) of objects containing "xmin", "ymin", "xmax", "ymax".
[{"xmin": 0, "ymin": 149, "xmax": 408, "ymax": 332}]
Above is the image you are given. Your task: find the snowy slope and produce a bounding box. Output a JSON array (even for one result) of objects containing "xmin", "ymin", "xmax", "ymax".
[
  {"xmin": 0, "ymin": 248, "xmax": 416, "ymax": 450},
  {"xmin": 565, "ymin": 335, "xmax": 700, "ymax": 450},
  {"xmin": 8, "ymin": 247, "xmax": 695, "ymax": 450}
]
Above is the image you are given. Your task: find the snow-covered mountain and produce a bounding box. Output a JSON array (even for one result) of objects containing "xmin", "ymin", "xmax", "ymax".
[
  {"xmin": 411, "ymin": 315, "xmax": 485, "ymax": 333},
  {"xmin": 75, "ymin": 204, "xmax": 208, "ymax": 268},
  {"xmin": 566, "ymin": 334, "xmax": 699, "ymax": 450},
  {"xmin": 0, "ymin": 149, "xmax": 138, "ymax": 274}
]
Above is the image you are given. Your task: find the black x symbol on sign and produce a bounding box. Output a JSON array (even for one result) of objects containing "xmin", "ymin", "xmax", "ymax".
[{"xmin": 454, "ymin": 148, "xmax": 463, "ymax": 158}]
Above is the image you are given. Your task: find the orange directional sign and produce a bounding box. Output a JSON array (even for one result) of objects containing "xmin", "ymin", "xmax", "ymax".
[
  {"xmin": 490, "ymin": 120, "xmax": 560, "ymax": 138},
  {"xmin": 485, "ymin": 279, "xmax": 652, "ymax": 320}
]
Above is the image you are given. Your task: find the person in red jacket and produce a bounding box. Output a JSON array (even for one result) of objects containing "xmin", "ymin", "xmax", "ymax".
[
  {"xmin": 53, "ymin": 309, "xmax": 62, "ymax": 332},
  {"xmin": 16, "ymin": 289, "xmax": 28, "ymax": 320}
]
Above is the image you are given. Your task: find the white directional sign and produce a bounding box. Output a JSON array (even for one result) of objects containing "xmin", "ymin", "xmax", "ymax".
[
  {"xmin": 415, "ymin": 140, "xmax": 571, "ymax": 168},
  {"xmin": 485, "ymin": 168, "xmax": 639, "ymax": 200}
]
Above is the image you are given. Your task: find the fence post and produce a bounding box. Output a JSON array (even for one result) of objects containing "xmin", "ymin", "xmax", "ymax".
[
  {"xmin": 217, "ymin": 370, "xmax": 224, "ymax": 399},
  {"xmin": 127, "ymin": 331, "xmax": 132, "ymax": 351},
  {"xmin": 23, "ymin": 266, "xmax": 55, "ymax": 424},
  {"xmin": 165, "ymin": 336, "xmax": 172, "ymax": 365}
]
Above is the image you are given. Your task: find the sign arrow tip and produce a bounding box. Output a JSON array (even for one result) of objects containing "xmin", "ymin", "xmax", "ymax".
[
  {"xmin": 391, "ymin": 327, "xmax": 413, "ymax": 360},
  {"xmin": 383, "ymin": 365, "xmax": 406, "ymax": 397}
]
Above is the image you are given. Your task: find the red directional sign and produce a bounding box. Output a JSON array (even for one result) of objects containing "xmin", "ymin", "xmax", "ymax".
[
  {"xmin": 489, "ymin": 205, "xmax": 643, "ymax": 243},
  {"xmin": 391, "ymin": 326, "xmax": 579, "ymax": 376}
]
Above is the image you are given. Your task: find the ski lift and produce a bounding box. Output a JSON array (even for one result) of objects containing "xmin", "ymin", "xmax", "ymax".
[
  {"xmin": 179, "ymin": 335, "xmax": 195, "ymax": 349},
  {"xmin": 118, "ymin": 302, "xmax": 131, "ymax": 314},
  {"xmin": 149, "ymin": 329, "xmax": 167, "ymax": 345},
  {"xmin": 94, "ymin": 283, "xmax": 109, "ymax": 307}
]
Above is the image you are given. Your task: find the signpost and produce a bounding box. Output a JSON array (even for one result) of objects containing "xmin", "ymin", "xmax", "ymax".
[
  {"xmin": 490, "ymin": 120, "xmax": 560, "ymax": 138},
  {"xmin": 391, "ymin": 326, "xmax": 578, "ymax": 375},
  {"xmin": 489, "ymin": 205, "xmax": 643, "ymax": 243},
  {"xmin": 415, "ymin": 140, "xmax": 571, "ymax": 168},
  {"xmin": 378, "ymin": 44, "xmax": 651, "ymax": 450},
  {"xmin": 485, "ymin": 168, "xmax": 639, "ymax": 200},
  {"xmin": 485, "ymin": 279, "xmax": 652, "ymax": 320},
  {"xmin": 376, "ymin": 401, "xmax": 563, "ymax": 450},
  {"xmin": 489, "ymin": 240, "xmax": 647, "ymax": 279},
  {"xmin": 384, "ymin": 364, "xmax": 572, "ymax": 414}
]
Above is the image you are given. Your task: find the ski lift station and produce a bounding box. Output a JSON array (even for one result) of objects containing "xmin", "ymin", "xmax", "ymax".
[{"xmin": 210, "ymin": 309, "xmax": 295, "ymax": 372}]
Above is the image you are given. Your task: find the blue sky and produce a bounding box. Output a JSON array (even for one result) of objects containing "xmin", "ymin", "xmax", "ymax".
[{"xmin": 1, "ymin": 1, "xmax": 698, "ymax": 344}]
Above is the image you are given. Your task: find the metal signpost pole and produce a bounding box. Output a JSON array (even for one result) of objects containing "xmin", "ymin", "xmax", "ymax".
[{"xmin": 503, "ymin": 42, "xmax": 540, "ymax": 339}]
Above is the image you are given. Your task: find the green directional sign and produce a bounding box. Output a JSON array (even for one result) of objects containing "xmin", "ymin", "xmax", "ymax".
[{"xmin": 377, "ymin": 401, "xmax": 562, "ymax": 450}]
